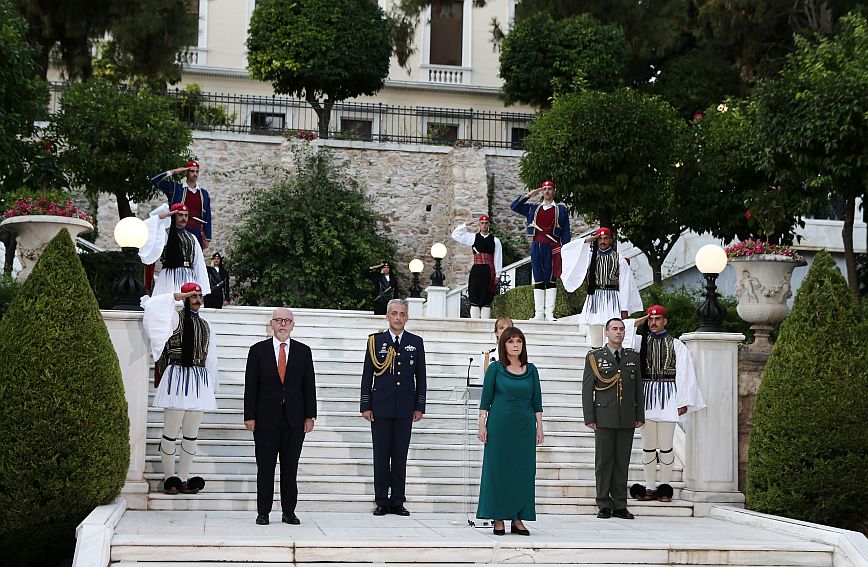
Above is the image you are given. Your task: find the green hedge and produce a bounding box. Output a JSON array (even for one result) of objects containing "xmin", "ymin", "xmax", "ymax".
[
  {"xmin": 746, "ymin": 250, "xmax": 867, "ymax": 529},
  {"xmin": 491, "ymin": 281, "xmax": 586, "ymax": 320},
  {"xmin": 0, "ymin": 231, "xmax": 129, "ymax": 564},
  {"xmin": 0, "ymin": 274, "xmax": 20, "ymax": 321}
]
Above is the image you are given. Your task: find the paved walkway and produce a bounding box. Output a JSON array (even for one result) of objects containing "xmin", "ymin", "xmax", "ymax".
[{"xmin": 112, "ymin": 510, "xmax": 833, "ymax": 566}]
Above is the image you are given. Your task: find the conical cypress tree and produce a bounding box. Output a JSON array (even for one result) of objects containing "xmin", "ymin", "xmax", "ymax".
[
  {"xmin": 0, "ymin": 230, "xmax": 129, "ymax": 565},
  {"xmin": 746, "ymin": 250, "xmax": 868, "ymax": 528}
]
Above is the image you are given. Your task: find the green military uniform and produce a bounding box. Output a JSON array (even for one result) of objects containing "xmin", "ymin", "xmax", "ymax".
[{"xmin": 582, "ymin": 345, "xmax": 644, "ymax": 513}]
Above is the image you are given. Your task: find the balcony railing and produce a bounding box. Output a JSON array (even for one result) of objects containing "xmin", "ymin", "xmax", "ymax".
[
  {"xmin": 421, "ymin": 64, "xmax": 472, "ymax": 85},
  {"xmin": 47, "ymin": 83, "xmax": 534, "ymax": 150}
]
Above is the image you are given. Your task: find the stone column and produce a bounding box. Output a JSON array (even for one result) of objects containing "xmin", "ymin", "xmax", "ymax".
[
  {"xmin": 406, "ymin": 297, "xmax": 425, "ymax": 318},
  {"xmin": 680, "ymin": 331, "xmax": 746, "ymax": 516},
  {"xmin": 102, "ymin": 310, "xmax": 150, "ymax": 509},
  {"xmin": 424, "ymin": 286, "xmax": 449, "ymax": 318},
  {"xmin": 738, "ymin": 347, "xmax": 770, "ymax": 492}
]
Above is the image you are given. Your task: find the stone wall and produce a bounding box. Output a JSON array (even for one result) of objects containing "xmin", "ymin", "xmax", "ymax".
[
  {"xmin": 91, "ymin": 134, "xmax": 564, "ymax": 295},
  {"xmin": 737, "ymin": 347, "xmax": 770, "ymax": 493}
]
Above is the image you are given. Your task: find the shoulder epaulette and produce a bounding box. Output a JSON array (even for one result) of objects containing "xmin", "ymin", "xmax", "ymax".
[
  {"xmin": 368, "ymin": 329, "xmax": 386, "ymax": 337},
  {"xmin": 623, "ymin": 347, "xmax": 636, "ymax": 352}
]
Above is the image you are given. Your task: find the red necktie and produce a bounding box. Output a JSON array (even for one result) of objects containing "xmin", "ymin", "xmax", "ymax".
[{"xmin": 278, "ymin": 342, "xmax": 287, "ymax": 383}]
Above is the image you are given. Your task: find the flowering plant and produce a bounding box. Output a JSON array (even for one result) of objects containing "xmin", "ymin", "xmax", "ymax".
[
  {"xmin": 725, "ymin": 238, "xmax": 803, "ymax": 261},
  {"xmin": 2, "ymin": 197, "xmax": 94, "ymax": 225}
]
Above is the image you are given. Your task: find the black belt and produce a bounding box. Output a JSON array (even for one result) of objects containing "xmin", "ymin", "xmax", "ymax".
[
  {"xmin": 647, "ymin": 374, "xmax": 676, "ymax": 382},
  {"xmin": 596, "ymin": 284, "xmax": 618, "ymax": 291}
]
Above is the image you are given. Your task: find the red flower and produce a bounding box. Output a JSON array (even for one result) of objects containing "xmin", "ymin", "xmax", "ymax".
[{"xmin": 745, "ymin": 210, "xmax": 751, "ymax": 221}]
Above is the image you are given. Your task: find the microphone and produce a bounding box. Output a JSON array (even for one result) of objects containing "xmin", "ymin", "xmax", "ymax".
[{"xmin": 466, "ymin": 357, "xmax": 474, "ymax": 388}]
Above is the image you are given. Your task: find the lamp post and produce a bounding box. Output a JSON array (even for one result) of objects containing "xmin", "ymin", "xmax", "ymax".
[
  {"xmin": 112, "ymin": 216, "xmax": 149, "ymax": 310},
  {"xmin": 430, "ymin": 242, "xmax": 447, "ymax": 287},
  {"xmin": 408, "ymin": 258, "xmax": 424, "ymax": 298},
  {"xmin": 694, "ymin": 244, "xmax": 728, "ymax": 332}
]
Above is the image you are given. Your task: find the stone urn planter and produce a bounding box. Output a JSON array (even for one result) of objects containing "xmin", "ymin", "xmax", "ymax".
[
  {"xmin": 730, "ymin": 254, "xmax": 807, "ymax": 351},
  {"xmin": 0, "ymin": 215, "xmax": 93, "ymax": 280}
]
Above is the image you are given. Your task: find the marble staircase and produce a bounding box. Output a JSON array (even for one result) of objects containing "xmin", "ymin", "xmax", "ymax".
[{"xmin": 143, "ymin": 307, "xmax": 692, "ymax": 516}]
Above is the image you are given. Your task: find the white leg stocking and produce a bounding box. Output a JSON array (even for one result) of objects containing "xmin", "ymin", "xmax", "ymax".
[
  {"xmin": 470, "ymin": 305, "xmax": 481, "ymax": 319},
  {"xmin": 532, "ymin": 289, "xmax": 545, "ymax": 320},
  {"xmin": 160, "ymin": 408, "xmax": 185, "ymax": 479},
  {"xmin": 641, "ymin": 420, "xmax": 660, "ymax": 489},
  {"xmin": 178, "ymin": 411, "xmax": 204, "ymax": 481},
  {"xmin": 544, "ymin": 288, "xmax": 557, "ymax": 321},
  {"xmin": 480, "ymin": 306, "xmax": 491, "ymax": 319},
  {"xmin": 657, "ymin": 421, "xmax": 677, "ymax": 485}
]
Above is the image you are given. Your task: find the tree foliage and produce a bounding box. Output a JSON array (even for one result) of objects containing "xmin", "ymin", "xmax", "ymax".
[
  {"xmin": 0, "ymin": 230, "xmax": 129, "ymax": 564},
  {"xmin": 645, "ymin": 48, "xmax": 741, "ymax": 120},
  {"xmin": 0, "ymin": 0, "xmax": 48, "ymax": 193},
  {"xmin": 247, "ymin": 0, "xmax": 392, "ymax": 137},
  {"xmin": 750, "ymin": 11, "xmax": 868, "ymax": 297},
  {"xmin": 499, "ymin": 12, "xmax": 625, "ymax": 108},
  {"xmin": 231, "ymin": 147, "xmax": 399, "ymax": 309},
  {"xmin": 15, "ymin": 0, "xmax": 195, "ymax": 83},
  {"xmin": 747, "ymin": 250, "xmax": 867, "ymax": 529},
  {"xmin": 696, "ymin": 0, "xmax": 861, "ymax": 82},
  {"xmin": 520, "ymin": 88, "xmax": 688, "ymax": 283},
  {"xmin": 51, "ymin": 79, "xmax": 192, "ymax": 219}
]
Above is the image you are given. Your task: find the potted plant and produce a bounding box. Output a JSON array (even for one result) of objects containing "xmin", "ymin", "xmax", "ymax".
[
  {"xmin": 726, "ymin": 228, "xmax": 806, "ymax": 350},
  {"xmin": 0, "ymin": 139, "xmax": 93, "ymax": 279}
]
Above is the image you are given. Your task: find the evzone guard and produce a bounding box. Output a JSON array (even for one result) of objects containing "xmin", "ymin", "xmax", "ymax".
[
  {"xmin": 142, "ymin": 282, "xmax": 219, "ymax": 495},
  {"xmin": 560, "ymin": 227, "xmax": 642, "ymax": 346},
  {"xmin": 510, "ymin": 181, "xmax": 571, "ymax": 321},
  {"xmin": 138, "ymin": 202, "xmax": 211, "ymax": 297},
  {"xmin": 629, "ymin": 305, "xmax": 705, "ymax": 503},
  {"xmin": 451, "ymin": 214, "xmax": 503, "ymax": 319}
]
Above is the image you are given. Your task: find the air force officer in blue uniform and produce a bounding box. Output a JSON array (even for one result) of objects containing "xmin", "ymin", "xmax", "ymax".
[{"xmin": 361, "ymin": 299, "xmax": 427, "ymax": 516}]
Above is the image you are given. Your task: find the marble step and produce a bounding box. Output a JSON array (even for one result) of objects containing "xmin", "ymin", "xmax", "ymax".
[
  {"xmin": 143, "ymin": 439, "xmax": 677, "ymax": 469},
  {"xmin": 148, "ymin": 392, "xmax": 585, "ymax": 416},
  {"xmin": 144, "ymin": 493, "xmax": 696, "ymax": 516},
  {"xmin": 110, "ymin": 510, "xmax": 833, "ymax": 566},
  {"xmin": 145, "ymin": 423, "xmax": 621, "ymax": 447},
  {"xmin": 142, "ymin": 472, "xmax": 685, "ymax": 498},
  {"xmin": 190, "ymin": 355, "xmax": 585, "ymax": 380},
  {"xmin": 145, "ymin": 451, "xmax": 682, "ymax": 483}
]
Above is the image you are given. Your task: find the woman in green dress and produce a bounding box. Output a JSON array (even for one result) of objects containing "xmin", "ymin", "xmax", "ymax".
[{"xmin": 477, "ymin": 326, "xmax": 544, "ymax": 535}]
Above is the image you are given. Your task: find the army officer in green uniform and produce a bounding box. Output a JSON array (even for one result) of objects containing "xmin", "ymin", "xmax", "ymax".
[{"xmin": 582, "ymin": 317, "xmax": 644, "ymax": 519}]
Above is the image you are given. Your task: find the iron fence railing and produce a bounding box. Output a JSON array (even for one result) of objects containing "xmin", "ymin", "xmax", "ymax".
[{"xmin": 48, "ymin": 83, "xmax": 534, "ymax": 149}]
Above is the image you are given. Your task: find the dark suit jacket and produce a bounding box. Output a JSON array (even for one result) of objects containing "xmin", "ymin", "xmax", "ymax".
[
  {"xmin": 244, "ymin": 338, "xmax": 317, "ymax": 430},
  {"xmin": 582, "ymin": 346, "xmax": 644, "ymax": 429},
  {"xmin": 360, "ymin": 330, "xmax": 426, "ymax": 419}
]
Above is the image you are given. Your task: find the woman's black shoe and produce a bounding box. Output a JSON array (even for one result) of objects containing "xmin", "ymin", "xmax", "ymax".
[
  {"xmin": 511, "ymin": 521, "xmax": 530, "ymax": 536},
  {"xmin": 493, "ymin": 521, "xmax": 505, "ymax": 535}
]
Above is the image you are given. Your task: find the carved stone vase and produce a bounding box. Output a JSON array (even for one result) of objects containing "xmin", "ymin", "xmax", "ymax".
[
  {"xmin": 729, "ymin": 254, "xmax": 806, "ymax": 351},
  {"xmin": 0, "ymin": 215, "xmax": 93, "ymax": 280}
]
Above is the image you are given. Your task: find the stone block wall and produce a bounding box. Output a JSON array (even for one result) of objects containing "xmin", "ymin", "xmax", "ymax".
[{"xmin": 91, "ymin": 133, "xmax": 574, "ymax": 295}]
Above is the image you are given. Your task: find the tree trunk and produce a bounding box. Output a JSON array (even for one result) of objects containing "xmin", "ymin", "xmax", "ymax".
[
  {"xmin": 646, "ymin": 253, "xmax": 663, "ymax": 285},
  {"xmin": 114, "ymin": 189, "xmax": 133, "ymax": 219},
  {"xmin": 842, "ymin": 191, "xmax": 859, "ymax": 299},
  {"xmin": 306, "ymin": 96, "xmax": 334, "ymax": 139}
]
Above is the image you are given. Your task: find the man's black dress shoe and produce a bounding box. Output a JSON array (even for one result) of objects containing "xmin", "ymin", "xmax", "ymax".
[
  {"xmin": 390, "ymin": 505, "xmax": 411, "ymax": 516},
  {"xmin": 511, "ymin": 521, "xmax": 530, "ymax": 536},
  {"xmin": 282, "ymin": 512, "xmax": 300, "ymax": 525},
  {"xmin": 255, "ymin": 514, "xmax": 269, "ymax": 525},
  {"xmin": 612, "ymin": 509, "xmax": 635, "ymax": 519},
  {"xmin": 373, "ymin": 506, "xmax": 389, "ymax": 516},
  {"xmin": 596, "ymin": 508, "xmax": 612, "ymax": 519}
]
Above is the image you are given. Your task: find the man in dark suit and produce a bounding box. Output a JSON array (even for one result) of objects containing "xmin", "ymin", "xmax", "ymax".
[
  {"xmin": 244, "ymin": 308, "xmax": 317, "ymax": 525},
  {"xmin": 583, "ymin": 317, "xmax": 644, "ymax": 520},
  {"xmin": 361, "ymin": 299, "xmax": 426, "ymax": 516}
]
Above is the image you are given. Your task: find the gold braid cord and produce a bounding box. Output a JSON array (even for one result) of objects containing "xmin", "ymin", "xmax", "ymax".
[
  {"xmin": 367, "ymin": 335, "xmax": 397, "ymax": 381},
  {"xmin": 588, "ymin": 354, "xmax": 622, "ymax": 404}
]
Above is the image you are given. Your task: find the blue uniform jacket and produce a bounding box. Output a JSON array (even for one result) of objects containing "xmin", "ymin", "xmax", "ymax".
[
  {"xmin": 149, "ymin": 171, "xmax": 213, "ymax": 240},
  {"xmin": 510, "ymin": 193, "xmax": 571, "ymax": 244},
  {"xmin": 360, "ymin": 331, "xmax": 427, "ymax": 419}
]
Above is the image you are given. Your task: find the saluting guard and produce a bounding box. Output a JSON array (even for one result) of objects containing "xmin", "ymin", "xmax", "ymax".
[
  {"xmin": 451, "ymin": 215, "xmax": 503, "ymax": 319},
  {"xmin": 360, "ymin": 299, "xmax": 427, "ymax": 516},
  {"xmin": 510, "ymin": 181, "xmax": 571, "ymax": 321}
]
